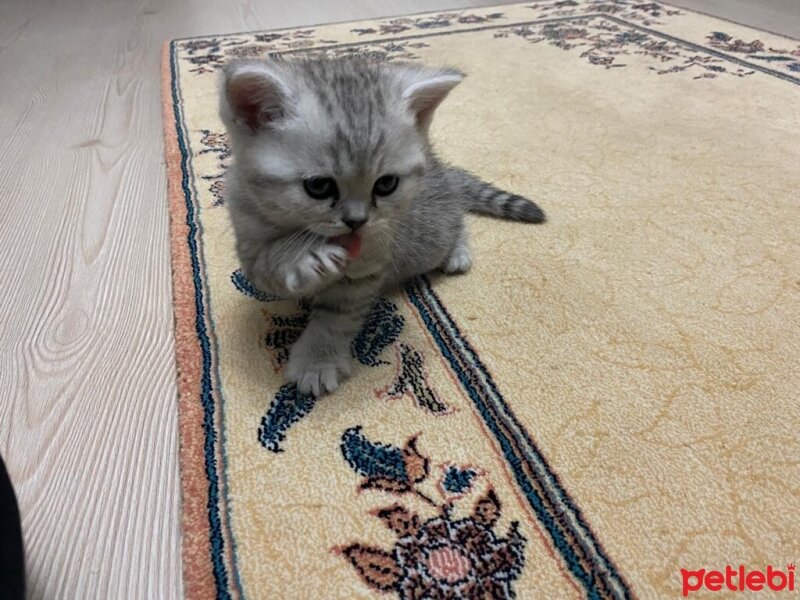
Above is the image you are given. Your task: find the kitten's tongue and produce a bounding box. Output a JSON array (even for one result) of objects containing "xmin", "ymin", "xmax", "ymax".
[{"xmin": 329, "ymin": 232, "xmax": 362, "ymax": 259}]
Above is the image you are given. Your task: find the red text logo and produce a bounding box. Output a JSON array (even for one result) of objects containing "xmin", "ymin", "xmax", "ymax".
[{"xmin": 681, "ymin": 565, "xmax": 795, "ymax": 596}]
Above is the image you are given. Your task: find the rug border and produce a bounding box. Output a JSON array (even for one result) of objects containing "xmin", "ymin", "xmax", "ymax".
[
  {"xmin": 161, "ymin": 3, "xmax": 795, "ymax": 597},
  {"xmin": 404, "ymin": 278, "xmax": 634, "ymax": 599},
  {"xmin": 161, "ymin": 42, "xmax": 218, "ymax": 600},
  {"xmin": 168, "ymin": 0, "xmax": 800, "ymax": 44},
  {"xmin": 258, "ymin": 13, "xmax": 800, "ymax": 86}
]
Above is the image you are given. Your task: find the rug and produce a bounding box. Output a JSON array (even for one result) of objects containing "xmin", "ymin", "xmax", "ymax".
[{"xmin": 161, "ymin": 2, "xmax": 800, "ymax": 598}]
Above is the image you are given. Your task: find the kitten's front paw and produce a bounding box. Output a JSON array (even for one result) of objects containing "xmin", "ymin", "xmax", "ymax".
[
  {"xmin": 442, "ymin": 243, "xmax": 472, "ymax": 275},
  {"xmin": 281, "ymin": 244, "xmax": 348, "ymax": 296},
  {"xmin": 286, "ymin": 336, "xmax": 353, "ymax": 396}
]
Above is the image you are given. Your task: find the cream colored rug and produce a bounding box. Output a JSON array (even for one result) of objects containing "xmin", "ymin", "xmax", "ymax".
[{"xmin": 162, "ymin": 2, "xmax": 800, "ymax": 598}]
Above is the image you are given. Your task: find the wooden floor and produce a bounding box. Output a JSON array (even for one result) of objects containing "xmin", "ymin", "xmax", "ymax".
[
  {"xmin": 0, "ymin": 0, "xmax": 796, "ymax": 598},
  {"xmin": 667, "ymin": 0, "xmax": 800, "ymax": 39}
]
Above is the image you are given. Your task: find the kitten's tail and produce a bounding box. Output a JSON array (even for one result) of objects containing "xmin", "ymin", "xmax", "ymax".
[{"xmin": 460, "ymin": 171, "xmax": 546, "ymax": 223}]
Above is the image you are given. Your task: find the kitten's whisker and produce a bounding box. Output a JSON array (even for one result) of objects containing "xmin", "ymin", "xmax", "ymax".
[{"xmin": 276, "ymin": 228, "xmax": 311, "ymax": 260}]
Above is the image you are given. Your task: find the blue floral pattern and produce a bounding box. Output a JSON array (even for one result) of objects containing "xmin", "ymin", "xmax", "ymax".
[
  {"xmin": 230, "ymin": 269, "xmax": 280, "ymax": 302},
  {"xmin": 378, "ymin": 343, "xmax": 450, "ymax": 414},
  {"xmin": 442, "ymin": 466, "xmax": 478, "ymax": 495},
  {"xmin": 706, "ymin": 31, "xmax": 800, "ymax": 75},
  {"xmin": 341, "ymin": 426, "xmax": 418, "ymax": 485},
  {"xmin": 336, "ymin": 428, "xmax": 526, "ymax": 599},
  {"xmin": 258, "ymin": 384, "xmax": 316, "ymax": 452},
  {"xmin": 495, "ymin": 18, "xmax": 755, "ymax": 79},
  {"xmin": 351, "ymin": 298, "xmax": 405, "ymax": 367},
  {"xmin": 351, "ymin": 12, "xmax": 506, "ymax": 36},
  {"xmin": 197, "ymin": 130, "xmax": 230, "ymax": 207},
  {"xmin": 229, "ymin": 271, "xmax": 448, "ymax": 452}
]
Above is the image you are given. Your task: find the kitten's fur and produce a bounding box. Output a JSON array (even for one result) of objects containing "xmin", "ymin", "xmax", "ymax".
[{"xmin": 220, "ymin": 56, "xmax": 544, "ymax": 396}]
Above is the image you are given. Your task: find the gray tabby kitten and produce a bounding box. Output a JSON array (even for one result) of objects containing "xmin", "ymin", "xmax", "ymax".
[{"xmin": 220, "ymin": 56, "xmax": 544, "ymax": 396}]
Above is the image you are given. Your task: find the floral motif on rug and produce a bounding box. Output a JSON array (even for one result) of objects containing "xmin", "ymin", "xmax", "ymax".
[
  {"xmin": 336, "ymin": 428, "xmax": 526, "ymax": 598},
  {"xmin": 162, "ymin": 2, "xmax": 800, "ymax": 598}
]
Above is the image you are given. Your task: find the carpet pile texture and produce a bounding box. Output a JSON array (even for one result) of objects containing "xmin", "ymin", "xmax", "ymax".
[{"xmin": 162, "ymin": 2, "xmax": 800, "ymax": 597}]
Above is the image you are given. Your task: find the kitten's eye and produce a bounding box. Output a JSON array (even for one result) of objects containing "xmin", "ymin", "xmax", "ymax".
[
  {"xmin": 373, "ymin": 175, "xmax": 399, "ymax": 197},
  {"xmin": 303, "ymin": 177, "xmax": 338, "ymax": 200}
]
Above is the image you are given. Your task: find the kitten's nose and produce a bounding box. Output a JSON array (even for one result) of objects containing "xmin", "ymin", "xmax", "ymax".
[{"xmin": 343, "ymin": 217, "xmax": 367, "ymax": 231}]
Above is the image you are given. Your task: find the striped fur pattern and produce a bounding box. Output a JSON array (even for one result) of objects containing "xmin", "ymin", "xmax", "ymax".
[
  {"xmin": 220, "ymin": 56, "xmax": 545, "ymax": 395},
  {"xmin": 455, "ymin": 167, "xmax": 546, "ymax": 223}
]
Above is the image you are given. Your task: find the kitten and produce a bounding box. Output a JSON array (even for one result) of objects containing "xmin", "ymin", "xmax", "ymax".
[{"xmin": 220, "ymin": 56, "xmax": 545, "ymax": 396}]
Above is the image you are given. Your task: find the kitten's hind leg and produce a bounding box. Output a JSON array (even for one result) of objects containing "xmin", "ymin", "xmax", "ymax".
[{"xmin": 441, "ymin": 225, "xmax": 472, "ymax": 275}]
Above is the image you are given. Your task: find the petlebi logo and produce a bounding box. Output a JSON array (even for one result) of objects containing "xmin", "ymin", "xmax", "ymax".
[{"xmin": 681, "ymin": 564, "xmax": 796, "ymax": 596}]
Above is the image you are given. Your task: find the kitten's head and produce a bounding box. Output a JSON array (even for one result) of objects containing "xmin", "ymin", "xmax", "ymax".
[{"xmin": 220, "ymin": 56, "xmax": 462, "ymax": 237}]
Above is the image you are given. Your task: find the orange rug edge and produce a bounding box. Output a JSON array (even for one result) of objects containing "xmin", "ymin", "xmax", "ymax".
[{"xmin": 160, "ymin": 41, "xmax": 216, "ymax": 600}]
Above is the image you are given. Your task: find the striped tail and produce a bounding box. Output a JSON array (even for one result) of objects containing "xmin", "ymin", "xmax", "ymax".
[{"xmin": 464, "ymin": 174, "xmax": 545, "ymax": 223}]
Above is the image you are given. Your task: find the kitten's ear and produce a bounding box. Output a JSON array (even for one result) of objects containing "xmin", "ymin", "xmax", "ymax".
[
  {"xmin": 221, "ymin": 60, "xmax": 291, "ymax": 132},
  {"xmin": 400, "ymin": 66, "xmax": 464, "ymax": 130}
]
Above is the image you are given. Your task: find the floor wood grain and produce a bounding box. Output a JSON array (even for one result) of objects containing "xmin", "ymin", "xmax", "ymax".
[{"xmin": 1, "ymin": 0, "xmax": 796, "ymax": 598}]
